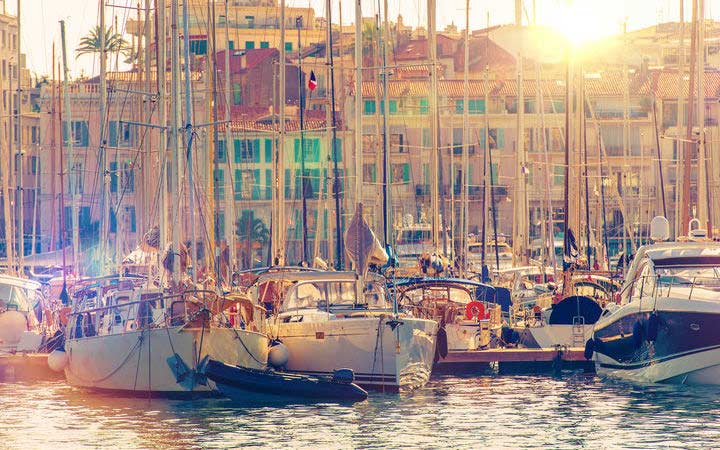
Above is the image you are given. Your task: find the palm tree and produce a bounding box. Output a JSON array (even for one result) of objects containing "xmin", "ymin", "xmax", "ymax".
[
  {"xmin": 235, "ymin": 215, "xmax": 270, "ymax": 268},
  {"xmin": 75, "ymin": 25, "xmax": 131, "ymax": 59}
]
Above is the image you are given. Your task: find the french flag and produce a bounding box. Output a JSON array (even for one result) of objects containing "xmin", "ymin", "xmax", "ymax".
[{"xmin": 308, "ymin": 70, "xmax": 317, "ymax": 91}]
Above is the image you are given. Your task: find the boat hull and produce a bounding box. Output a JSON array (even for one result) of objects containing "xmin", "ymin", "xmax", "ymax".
[
  {"xmin": 65, "ymin": 326, "xmax": 268, "ymax": 395},
  {"xmin": 522, "ymin": 324, "xmax": 594, "ymax": 348},
  {"xmin": 272, "ymin": 316, "xmax": 437, "ymax": 390},
  {"xmin": 593, "ymin": 298, "xmax": 720, "ymax": 385}
]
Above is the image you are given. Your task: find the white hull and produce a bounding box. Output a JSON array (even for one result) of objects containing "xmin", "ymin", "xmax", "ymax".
[
  {"xmin": 596, "ymin": 346, "xmax": 720, "ymax": 386},
  {"xmin": 272, "ymin": 316, "xmax": 437, "ymax": 390},
  {"xmin": 525, "ymin": 324, "xmax": 593, "ymax": 348},
  {"xmin": 65, "ymin": 326, "xmax": 268, "ymax": 395}
]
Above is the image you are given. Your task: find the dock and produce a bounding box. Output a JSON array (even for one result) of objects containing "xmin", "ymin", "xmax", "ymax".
[
  {"xmin": 435, "ymin": 347, "xmax": 594, "ymax": 374},
  {"xmin": 0, "ymin": 353, "xmax": 64, "ymax": 382}
]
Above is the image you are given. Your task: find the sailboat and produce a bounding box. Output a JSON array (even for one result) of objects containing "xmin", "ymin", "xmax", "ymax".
[
  {"xmin": 253, "ymin": 204, "xmax": 437, "ymax": 391},
  {"xmin": 57, "ymin": 0, "xmax": 269, "ymax": 395}
]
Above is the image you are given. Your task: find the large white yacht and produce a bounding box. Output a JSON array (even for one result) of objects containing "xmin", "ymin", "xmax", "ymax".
[
  {"xmin": 590, "ymin": 217, "xmax": 720, "ymax": 385},
  {"xmin": 59, "ymin": 276, "xmax": 269, "ymax": 396},
  {"xmin": 255, "ymin": 269, "xmax": 437, "ymax": 391}
]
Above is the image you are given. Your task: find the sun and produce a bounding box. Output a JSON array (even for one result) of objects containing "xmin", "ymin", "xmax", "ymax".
[{"xmin": 542, "ymin": 0, "xmax": 623, "ymax": 48}]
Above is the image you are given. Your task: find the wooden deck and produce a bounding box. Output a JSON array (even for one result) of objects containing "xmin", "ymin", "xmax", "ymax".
[
  {"xmin": 435, "ymin": 347, "xmax": 595, "ymax": 374},
  {"xmin": 0, "ymin": 353, "xmax": 64, "ymax": 381}
]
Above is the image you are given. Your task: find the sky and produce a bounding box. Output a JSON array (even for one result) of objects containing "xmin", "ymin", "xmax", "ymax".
[{"xmin": 10, "ymin": 0, "xmax": 720, "ymax": 79}]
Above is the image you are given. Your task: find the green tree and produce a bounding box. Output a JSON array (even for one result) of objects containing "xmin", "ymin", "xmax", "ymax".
[
  {"xmin": 235, "ymin": 214, "xmax": 270, "ymax": 268},
  {"xmin": 75, "ymin": 25, "xmax": 130, "ymax": 59}
]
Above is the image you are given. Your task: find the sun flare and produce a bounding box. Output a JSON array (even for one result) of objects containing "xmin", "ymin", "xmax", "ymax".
[{"xmin": 543, "ymin": 0, "xmax": 623, "ymax": 47}]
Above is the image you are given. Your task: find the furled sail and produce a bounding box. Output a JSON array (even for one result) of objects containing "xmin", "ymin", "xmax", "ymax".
[{"xmin": 344, "ymin": 203, "xmax": 388, "ymax": 277}]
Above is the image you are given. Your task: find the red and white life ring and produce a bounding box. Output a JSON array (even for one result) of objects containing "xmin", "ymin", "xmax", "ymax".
[{"xmin": 465, "ymin": 301, "xmax": 485, "ymax": 321}]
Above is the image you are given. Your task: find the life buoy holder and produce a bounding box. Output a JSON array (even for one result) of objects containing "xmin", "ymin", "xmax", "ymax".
[{"xmin": 465, "ymin": 301, "xmax": 485, "ymax": 321}]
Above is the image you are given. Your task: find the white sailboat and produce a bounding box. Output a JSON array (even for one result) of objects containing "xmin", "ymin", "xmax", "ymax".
[
  {"xmin": 256, "ymin": 205, "xmax": 437, "ymax": 391},
  {"xmin": 56, "ymin": 0, "xmax": 269, "ymax": 395}
]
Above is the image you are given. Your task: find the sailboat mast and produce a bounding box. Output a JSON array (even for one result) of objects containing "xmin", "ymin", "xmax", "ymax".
[
  {"xmin": 428, "ymin": 0, "xmax": 439, "ymax": 252},
  {"xmin": 682, "ymin": 0, "xmax": 698, "ymax": 236},
  {"xmin": 275, "ymin": 0, "xmax": 287, "ymax": 265},
  {"xmin": 223, "ymin": 0, "xmax": 237, "ymax": 273},
  {"xmin": 181, "ymin": 0, "xmax": 197, "ymax": 286},
  {"xmin": 60, "ymin": 20, "xmax": 79, "ymax": 276},
  {"xmin": 0, "ymin": 42, "xmax": 12, "ymax": 271},
  {"xmin": 157, "ymin": 0, "xmax": 167, "ymax": 258},
  {"xmin": 562, "ymin": 43, "xmax": 570, "ymax": 273},
  {"xmin": 297, "ymin": 17, "xmax": 309, "ymax": 263},
  {"xmin": 354, "ymin": 0, "xmax": 362, "ymax": 211},
  {"xmin": 460, "ymin": 0, "xmax": 469, "ymax": 274},
  {"xmin": 380, "ymin": 0, "xmax": 391, "ymax": 248},
  {"xmin": 99, "ymin": 0, "xmax": 108, "ymax": 272},
  {"xmin": 327, "ymin": 0, "xmax": 343, "ymax": 269},
  {"xmin": 170, "ymin": 0, "xmax": 181, "ymax": 280},
  {"xmin": 581, "ymin": 72, "xmax": 591, "ymax": 266},
  {"xmin": 16, "ymin": 0, "xmax": 23, "ymax": 267},
  {"xmin": 512, "ymin": 0, "xmax": 526, "ymax": 266}
]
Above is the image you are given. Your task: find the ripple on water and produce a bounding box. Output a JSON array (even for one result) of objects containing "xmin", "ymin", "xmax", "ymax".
[{"xmin": 2, "ymin": 374, "xmax": 720, "ymax": 449}]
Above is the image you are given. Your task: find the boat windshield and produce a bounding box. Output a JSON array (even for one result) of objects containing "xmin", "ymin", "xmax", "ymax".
[
  {"xmin": 655, "ymin": 266, "xmax": 720, "ymax": 288},
  {"xmin": 280, "ymin": 280, "xmax": 389, "ymax": 312},
  {"xmin": 0, "ymin": 284, "xmax": 30, "ymax": 312},
  {"xmin": 401, "ymin": 286, "xmax": 474, "ymax": 305}
]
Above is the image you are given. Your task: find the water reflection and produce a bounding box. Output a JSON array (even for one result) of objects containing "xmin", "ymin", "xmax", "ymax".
[{"xmin": 2, "ymin": 374, "xmax": 720, "ymax": 449}]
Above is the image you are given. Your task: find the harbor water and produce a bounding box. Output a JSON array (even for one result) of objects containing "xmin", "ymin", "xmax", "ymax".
[{"xmin": 2, "ymin": 371, "xmax": 720, "ymax": 449}]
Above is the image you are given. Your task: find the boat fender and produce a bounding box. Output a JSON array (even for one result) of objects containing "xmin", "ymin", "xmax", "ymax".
[
  {"xmin": 332, "ymin": 368, "xmax": 355, "ymax": 384},
  {"xmin": 632, "ymin": 321, "xmax": 644, "ymax": 349},
  {"xmin": 583, "ymin": 338, "xmax": 595, "ymax": 360},
  {"xmin": 436, "ymin": 326, "xmax": 448, "ymax": 358},
  {"xmin": 47, "ymin": 349, "xmax": 69, "ymax": 372},
  {"xmin": 268, "ymin": 341, "xmax": 290, "ymax": 368},
  {"xmin": 465, "ymin": 301, "xmax": 485, "ymax": 321},
  {"xmin": 646, "ymin": 312, "xmax": 659, "ymax": 342}
]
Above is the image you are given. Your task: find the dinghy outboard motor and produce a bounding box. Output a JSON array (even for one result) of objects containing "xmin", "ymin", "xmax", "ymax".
[{"xmin": 332, "ymin": 368, "xmax": 355, "ymax": 384}]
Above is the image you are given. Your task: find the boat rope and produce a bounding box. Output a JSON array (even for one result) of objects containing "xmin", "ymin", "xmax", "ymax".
[
  {"xmin": 65, "ymin": 335, "xmax": 144, "ymax": 384},
  {"xmin": 217, "ymin": 308, "xmax": 266, "ymax": 367},
  {"xmin": 370, "ymin": 315, "xmax": 386, "ymax": 391}
]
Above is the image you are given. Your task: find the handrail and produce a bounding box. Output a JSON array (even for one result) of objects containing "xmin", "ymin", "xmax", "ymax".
[
  {"xmin": 627, "ymin": 274, "xmax": 720, "ymax": 304},
  {"xmin": 70, "ymin": 289, "xmax": 220, "ymax": 316}
]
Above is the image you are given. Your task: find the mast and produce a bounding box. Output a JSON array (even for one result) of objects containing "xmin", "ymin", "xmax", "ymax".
[
  {"xmin": 297, "ymin": 16, "xmax": 309, "ymax": 263},
  {"xmin": 99, "ymin": 0, "xmax": 108, "ymax": 272},
  {"xmin": 0, "ymin": 42, "xmax": 12, "ymax": 271},
  {"xmin": 170, "ymin": 0, "xmax": 181, "ymax": 281},
  {"xmin": 60, "ymin": 20, "xmax": 79, "ymax": 276},
  {"xmin": 16, "ymin": 0, "xmax": 23, "ymax": 267},
  {"xmin": 512, "ymin": 0, "xmax": 527, "ymax": 266},
  {"xmin": 209, "ymin": 0, "xmax": 218, "ymax": 279},
  {"xmin": 327, "ymin": 0, "xmax": 343, "ymax": 269},
  {"xmin": 353, "ymin": 0, "xmax": 362, "ymax": 216},
  {"xmin": 675, "ymin": 0, "xmax": 686, "ymax": 236},
  {"xmin": 682, "ymin": 0, "xmax": 698, "ymax": 236},
  {"xmin": 428, "ymin": 0, "xmax": 439, "ymax": 252},
  {"xmin": 652, "ymin": 98, "xmax": 668, "ymax": 219},
  {"xmin": 700, "ymin": 0, "xmax": 712, "ymax": 238},
  {"xmin": 581, "ymin": 71, "xmax": 591, "ymax": 266},
  {"xmin": 58, "ymin": 58, "xmax": 66, "ymax": 283},
  {"xmin": 182, "ymin": 0, "xmax": 197, "ymax": 286},
  {"xmin": 562, "ymin": 42, "xmax": 570, "ymax": 273},
  {"xmin": 380, "ymin": 0, "xmax": 391, "ymax": 249},
  {"xmin": 157, "ymin": 0, "xmax": 167, "ymax": 259},
  {"xmin": 223, "ymin": 0, "xmax": 237, "ymax": 274},
  {"xmin": 50, "ymin": 43, "xmax": 56, "ymax": 253},
  {"xmin": 460, "ymin": 0, "xmax": 469, "ymax": 274},
  {"xmin": 275, "ymin": 0, "xmax": 287, "ymax": 265}
]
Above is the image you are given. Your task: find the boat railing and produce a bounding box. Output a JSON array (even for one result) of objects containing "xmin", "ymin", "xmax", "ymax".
[{"xmin": 631, "ymin": 274, "xmax": 720, "ymax": 304}]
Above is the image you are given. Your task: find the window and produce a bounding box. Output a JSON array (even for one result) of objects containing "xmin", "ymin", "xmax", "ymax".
[
  {"xmin": 233, "ymin": 83, "xmax": 242, "ymax": 105},
  {"xmin": 391, "ymin": 134, "xmax": 406, "ymax": 153},
  {"xmin": 489, "ymin": 128, "xmax": 504, "ymax": 149},
  {"xmin": 216, "ymin": 212, "xmax": 225, "ymax": 240},
  {"xmin": 285, "ymin": 42, "xmax": 293, "ymax": 52},
  {"xmin": 216, "ymin": 140, "xmax": 226, "ymax": 162},
  {"xmin": 419, "ymin": 98, "xmax": 428, "ymax": 115},
  {"xmin": 234, "ymin": 139, "xmax": 258, "ymax": 162},
  {"xmin": 391, "ymin": 163, "xmax": 410, "ymax": 183},
  {"xmin": 455, "ymin": 99, "xmax": 485, "ymax": 114},
  {"xmin": 294, "ymin": 138, "xmax": 320, "ymax": 162},
  {"xmin": 363, "ymin": 100, "xmax": 376, "ymax": 115},
  {"xmin": 363, "ymin": 164, "xmax": 376, "ymax": 183},
  {"xmin": 228, "ymin": 40, "xmax": 234, "ymax": 50},
  {"xmin": 73, "ymin": 163, "xmax": 84, "ymax": 193},
  {"xmin": 189, "ymin": 39, "xmax": 207, "ymax": 55},
  {"xmin": 553, "ymin": 165, "xmax": 564, "ymax": 186},
  {"xmin": 422, "ymin": 128, "xmax": 430, "ymax": 147},
  {"xmin": 125, "ymin": 206, "xmax": 137, "ymax": 233},
  {"xmin": 214, "ymin": 169, "xmax": 225, "ymax": 200},
  {"xmin": 31, "ymin": 156, "xmax": 38, "ymax": 175},
  {"xmin": 63, "ymin": 121, "xmax": 89, "ymax": 147},
  {"xmin": 379, "ymin": 100, "xmax": 397, "ymax": 114},
  {"xmin": 245, "ymin": 15, "xmax": 255, "ymax": 28},
  {"xmin": 260, "ymin": 41, "xmax": 270, "ymax": 49},
  {"xmin": 31, "ymin": 126, "xmax": 39, "ymax": 144},
  {"xmin": 490, "ymin": 163, "xmax": 499, "ymax": 185},
  {"xmin": 245, "ymin": 41, "xmax": 255, "ymax": 50},
  {"xmin": 109, "ymin": 161, "xmax": 118, "ymax": 193},
  {"xmin": 235, "ymin": 169, "xmax": 256, "ymax": 200},
  {"xmin": 122, "ymin": 162, "xmax": 135, "ymax": 193}
]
